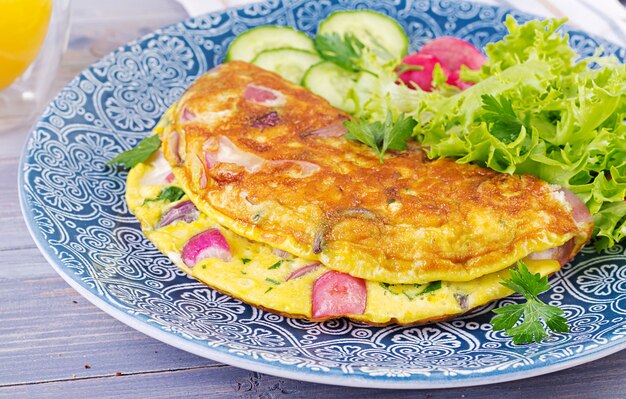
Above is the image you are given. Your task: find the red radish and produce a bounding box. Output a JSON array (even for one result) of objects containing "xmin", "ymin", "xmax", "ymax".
[
  {"xmin": 312, "ymin": 271, "xmax": 367, "ymax": 318},
  {"xmin": 398, "ymin": 53, "xmax": 450, "ymax": 91},
  {"xmin": 181, "ymin": 229, "xmax": 231, "ymax": 267},
  {"xmin": 287, "ymin": 262, "xmax": 321, "ymax": 281},
  {"xmin": 157, "ymin": 200, "xmax": 199, "ymax": 228},
  {"xmin": 560, "ymin": 188, "xmax": 593, "ymax": 225},
  {"xmin": 526, "ymin": 239, "xmax": 575, "ymax": 266},
  {"xmin": 418, "ymin": 37, "xmax": 486, "ymax": 89}
]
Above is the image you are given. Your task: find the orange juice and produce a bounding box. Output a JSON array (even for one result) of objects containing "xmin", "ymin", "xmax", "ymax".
[{"xmin": 0, "ymin": 0, "xmax": 53, "ymax": 90}]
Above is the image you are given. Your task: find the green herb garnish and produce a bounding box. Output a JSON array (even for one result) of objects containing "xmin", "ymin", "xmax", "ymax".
[
  {"xmin": 268, "ymin": 261, "xmax": 283, "ymax": 270},
  {"xmin": 315, "ymin": 32, "xmax": 369, "ymax": 73},
  {"xmin": 241, "ymin": 258, "xmax": 251, "ymax": 264},
  {"xmin": 147, "ymin": 186, "xmax": 185, "ymax": 203},
  {"xmin": 491, "ymin": 262, "xmax": 569, "ymax": 345},
  {"xmin": 480, "ymin": 94, "xmax": 525, "ymax": 144},
  {"xmin": 107, "ymin": 134, "xmax": 161, "ymax": 169},
  {"xmin": 265, "ymin": 278, "xmax": 281, "ymax": 286},
  {"xmin": 344, "ymin": 111, "xmax": 417, "ymax": 162}
]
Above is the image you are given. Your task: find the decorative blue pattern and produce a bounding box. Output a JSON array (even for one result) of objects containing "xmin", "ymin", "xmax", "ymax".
[{"xmin": 19, "ymin": 0, "xmax": 626, "ymax": 388}]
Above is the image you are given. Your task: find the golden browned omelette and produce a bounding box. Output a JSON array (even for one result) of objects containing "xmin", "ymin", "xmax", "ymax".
[{"xmin": 160, "ymin": 61, "xmax": 593, "ymax": 284}]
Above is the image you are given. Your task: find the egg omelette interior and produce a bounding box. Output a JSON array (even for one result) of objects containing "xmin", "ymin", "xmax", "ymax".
[
  {"xmin": 126, "ymin": 149, "xmax": 563, "ymax": 324},
  {"xmin": 158, "ymin": 61, "xmax": 593, "ymax": 284}
]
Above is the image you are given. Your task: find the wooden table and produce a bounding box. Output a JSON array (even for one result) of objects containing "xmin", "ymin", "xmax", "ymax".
[{"xmin": 1, "ymin": 1, "xmax": 624, "ymax": 397}]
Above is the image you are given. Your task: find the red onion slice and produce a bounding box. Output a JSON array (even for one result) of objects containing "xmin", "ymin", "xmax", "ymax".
[
  {"xmin": 181, "ymin": 107, "xmax": 195, "ymax": 122},
  {"xmin": 287, "ymin": 262, "xmax": 321, "ymax": 281},
  {"xmin": 244, "ymin": 84, "xmax": 285, "ymax": 106},
  {"xmin": 215, "ymin": 136, "xmax": 265, "ymax": 172},
  {"xmin": 157, "ymin": 200, "xmax": 199, "ymax": 229},
  {"xmin": 165, "ymin": 172, "xmax": 175, "ymax": 183},
  {"xmin": 251, "ymin": 111, "xmax": 281, "ymax": 128},
  {"xmin": 272, "ymin": 247, "xmax": 293, "ymax": 259},
  {"xmin": 312, "ymin": 271, "xmax": 367, "ymax": 318},
  {"xmin": 181, "ymin": 229, "xmax": 231, "ymax": 267},
  {"xmin": 301, "ymin": 120, "xmax": 348, "ymax": 138},
  {"xmin": 167, "ymin": 130, "xmax": 182, "ymax": 165}
]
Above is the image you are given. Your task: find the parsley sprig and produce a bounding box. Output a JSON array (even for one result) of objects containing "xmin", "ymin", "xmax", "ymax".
[
  {"xmin": 480, "ymin": 95, "xmax": 527, "ymax": 144},
  {"xmin": 344, "ymin": 112, "xmax": 417, "ymax": 162},
  {"xmin": 491, "ymin": 262, "xmax": 569, "ymax": 345},
  {"xmin": 107, "ymin": 134, "xmax": 161, "ymax": 169},
  {"xmin": 315, "ymin": 32, "xmax": 372, "ymax": 74}
]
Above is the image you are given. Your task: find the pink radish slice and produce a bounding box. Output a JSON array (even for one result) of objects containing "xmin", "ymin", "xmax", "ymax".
[
  {"xmin": 181, "ymin": 229, "xmax": 231, "ymax": 267},
  {"xmin": 560, "ymin": 188, "xmax": 593, "ymax": 224},
  {"xmin": 526, "ymin": 238, "xmax": 575, "ymax": 266},
  {"xmin": 398, "ymin": 53, "xmax": 450, "ymax": 91},
  {"xmin": 287, "ymin": 262, "xmax": 321, "ymax": 281},
  {"xmin": 419, "ymin": 37, "xmax": 485, "ymax": 89},
  {"xmin": 157, "ymin": 200, "xmax": 199, "ymax": 228},
  {"xmin": 312, "ymin": 271, "xmax": 367, "ymax": 318},
  {"xmin": 301, "ymin": 120, "xmax": 348, "ymax": 138},
  {"xmin": 420, "ymin": 37, "xmax": 486, "ymax": 71},
  {"xmin": 244, "ymin": 85, "xmax": 278, "ymax": 102}
]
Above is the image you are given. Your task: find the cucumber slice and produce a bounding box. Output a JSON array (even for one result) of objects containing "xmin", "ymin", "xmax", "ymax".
[
  {"xmin": 302, "ymin": 61, "xmax": 359, "ymax": 113},
  {"xmin": 251, "ymin": 48, "xmax": 322, "ymax": 84},
  {"xmin": 317, "ymin": 10, "xmax": 408, "ymax": 60},
  {"xmin": 226, "ymin": 26, "xmax": 316, "ymax": 62}
]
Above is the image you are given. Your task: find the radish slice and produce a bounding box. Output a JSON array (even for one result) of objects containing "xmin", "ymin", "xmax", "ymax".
[
  {"xmin": 287, "ymin": 262, "xmax": 321, "ymax": 281},
  {"xmin": 312, "ymin": 271, "xmax": 367, "ymax": 318},
  {"xmin": 526, "ymin": 239, "xmax": 575, "ymax": 266},
  {"xmin": 181, "ymin": 229, "xmax": 231, "ymax": 267},
  {"xmin": 157, "ymin": 200, "xmax": 199, "ymax": 228},
  {"xmin": 244, "ymin": 84, "xmax": 286, "ymax": 107},
  {"xmin": 419, "ymin": 37, "xmax": 485, "ymax": 89},
  {"xmin": 301, "ymin": 120, "xmax": 348, "ymax": 138},
  {"xmin": 560, "ymin": 188, "xmax": 593, "ymax": 224},
  {"xmin": 398, "ymin": 53, "xmax": 450, "ymax": 91}
]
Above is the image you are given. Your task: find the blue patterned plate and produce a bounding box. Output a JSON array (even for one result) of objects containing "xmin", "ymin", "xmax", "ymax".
[{"xmin": 19, "ymin": 0, "xmax": 626, "ymax": 388}]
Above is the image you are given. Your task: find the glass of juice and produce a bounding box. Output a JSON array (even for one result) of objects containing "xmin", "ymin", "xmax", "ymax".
[{"xmin": 0, "ymin": 0, "xmax": 72, "ymax": 133}]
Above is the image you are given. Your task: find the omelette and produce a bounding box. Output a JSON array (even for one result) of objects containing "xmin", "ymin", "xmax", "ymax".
[
  {"xmin": 126, "ymin": 149, "xmax": 564, "ymax": 324},
  {"xmin": 158, "ymin": 61, "xmax": 593, "ymax": 285}
]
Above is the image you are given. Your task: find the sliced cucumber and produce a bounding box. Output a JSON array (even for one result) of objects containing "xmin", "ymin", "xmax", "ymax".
[
  {"xmin": 251, "ymin": 48, "xmax": 322, "ymax": 84},
  {"xmin": 226, "ymin": 26, "xmax": 316, "ymax": 62},
  {"xmin": 317, "ymin": 10, "xmax": 408, "ymax": 60},
  {"xmin": 302, "ymin": 61, "xmax": 359, "ymax": 113}
]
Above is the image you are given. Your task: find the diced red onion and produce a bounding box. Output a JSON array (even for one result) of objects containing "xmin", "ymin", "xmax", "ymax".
[
  {"xmin": 157, "ymin": 200, "xmax": 199, "ymax": 229},
  {"xmin": 215, "ymin": 136, "xmax": 265, "ymax": 172},
  {"xmin": 301, "ymin": 120, "xmax": 347, "ymax": 138},
  {"xmin": 167, "ymin": 130, "xmax": 182, "ymax": 165},
  {"xmin": 139, "ymin": 150, "xmax": 172, "ymax": 187},
  {"xmin": 272, "ymin": 247, "xmax": 293, "ymax": 259},
  {"xmin": 165, "ymin": 172, "xmax": 175, "ymax": 183},
  {"xmin": 243, "ymin": 84, "xmax": 285, "ymax": 106},
  {"xmin": 181, "ymin": 107, "xmax": 195, "ymax": 122},
  {"xmin": 251, "ymin": 111, "xmax": 281, "ymax": 128},
  {"xmin": 287, "ymin": 262, "xmax": 321, "ymax": 281},
  {"xmin": 181, "ymin": 229, "xmax": 232, "ymax": 267},
  {"xmin": 312, "ymin": 271, "xmax": 367, "ymax": 318}
]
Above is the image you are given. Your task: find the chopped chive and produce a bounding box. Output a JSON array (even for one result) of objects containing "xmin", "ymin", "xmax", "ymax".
[
  {"xmin": 265, "ymin": 278, "xmax": 281, "ymax": 285},
  {"xmin": 421, "ymin": 281, "xmax": 442, "ymax": 295},
  {"xmin": 241, "ymin": 258, "xmax": 251, "ymax": 264},
  {"xmin": 264, "ymin": 287, "xmax": 273, "ymax": 294},
  {"xmin": 241, "ymin": 271, "xmax": 247, "ymax": 275},
  {"xmin": 268, "ymin": 261, "xmax": 283, "ymax": 270}
]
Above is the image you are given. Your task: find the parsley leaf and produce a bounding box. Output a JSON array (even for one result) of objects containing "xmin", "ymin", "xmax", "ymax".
[
  {"xmin": 241, "ymin": 258, "xmax": 251, "ymax": 264},
  {"xmin": 480, "ymin": 95, "xmax": 524, "ymax": 144},
  {"xmin": 344, "ymin": 112, "xmax": 416, "ymax": 162},
  {"xmin": 315, "ymin": 32, "xmax": 370, "ymax": 74},
  {"xmin": 491, "ymin": 262, "xmax": 569, "ymax": 345},
  {"xmin": 149, "ymin": 186, "xmax": 185, "ymax": 203},
  {"xmin": 107, "ymin": 134, "xmax": 161, "ymax": 169},
  {"xmin": 268, "ymin": 261, "xmax": 283, "ymax": 270}
]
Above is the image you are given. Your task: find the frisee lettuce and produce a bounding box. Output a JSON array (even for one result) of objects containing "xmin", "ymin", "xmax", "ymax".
[{"xmin": 406, "ymin": 16, "xmax": 626, "ymax": 250}]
